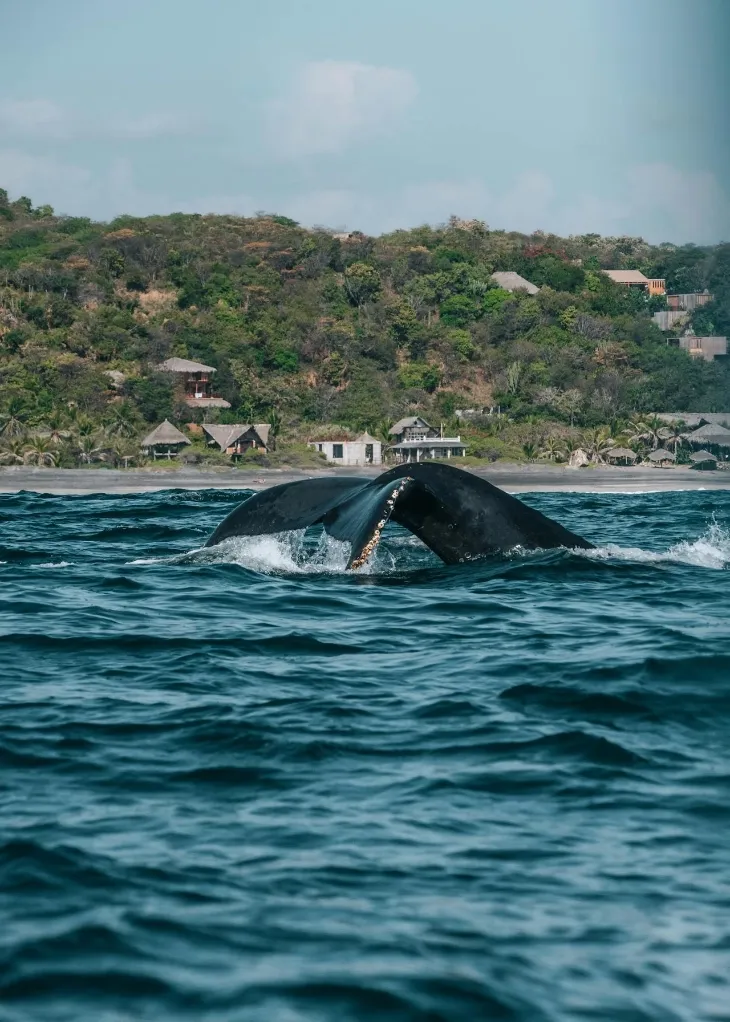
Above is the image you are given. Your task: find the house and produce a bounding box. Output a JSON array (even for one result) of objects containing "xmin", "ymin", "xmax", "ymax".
[
  {"xmin": 388, "ymin": 416, "xmax": 438, "ymax": 443},
  {"xmin": 647, "ymin": 448, "xmax": 676, "ymax": 467},
  {"xmin": 158, "ymin": 357, "xmax": 231, "ymax": 409},
  {"xmin": 605, "ymin": 447, "xmax": 637, "ymax": 466},
  {"xmin": 141, "ymin": 419, "xmax": 191, "ymax": 459},
  {"xmin": 309, "ymin": 433, "xmax": 382, "ymax": 467},
  {"xmin": 490, "ymin": 271, "xmax": 539, "ymax": 295},
  {"xmin": 667, "ymin": 291, "xmax": 713, "ymax": 312},
  {"xmin": 202, "ymin": 423, "xmax": 271, "ymax": 457},
  {"xmin": 652, "ymin": 310, "xmax": 689, "ymax": 331},
  {"xmin": 389, "ymin": 437, "xmax": 467, "ymax": 463},
  {"xmin": 677, "ymin": 335, "xmax": 727, "ymax": 362},
  {"xmin": 603, "ymin": 269, "xmax": 666, "ymax": 295},
  {"xmin": 690, "ymin": 450, "xmax": 718, "ymax": 471}
]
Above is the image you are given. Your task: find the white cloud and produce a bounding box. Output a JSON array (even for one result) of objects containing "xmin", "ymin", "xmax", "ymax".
[
  {"xmin": 0, "ymin": 99, "xmax": 198, "ymax": 141},
  {"xmin": 266, "ymin": 60, "xmax": 418, "ymax": 157},
  {"xmin": 0, "ymin": 149, "xmax": 92, "ymax": 210},
  {"xmin": 0, "ymin": 99, "xmax": 70, "ymax": 138}
]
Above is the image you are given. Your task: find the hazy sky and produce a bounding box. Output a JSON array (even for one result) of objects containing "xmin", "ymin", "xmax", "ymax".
[{"xmin": 1, "ymin": 0, "xmax": 728, "ymax": 241}]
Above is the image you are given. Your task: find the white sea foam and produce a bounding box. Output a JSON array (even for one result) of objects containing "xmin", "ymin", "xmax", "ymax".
[
  {"xmin": 130, "ymin": 530, "xmax": 396, "ymax": 575},
  {"xmin": 577, "ymin": 521, "xmax": 730, "ymax": 571},
  {"xmin": 34, "ymin": 561, "xmax": 74, "ymax": 568}
]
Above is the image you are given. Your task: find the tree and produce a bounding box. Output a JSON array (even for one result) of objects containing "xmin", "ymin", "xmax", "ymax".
[
  {"xmin": 0, "ymin": 398, "xmax": 29, "ymax": 438},
  {"xmin": 0, "ymin": 438, "xmax": 25, "ymax": 464},
  {"xmin": 343, "ymin": 263, "xmax": 381, "ymax": 307},
  {"xmin": 539, "ymin": 436, "xmax": 564, "ymax": 462},
  {"xmin": 24, "ymin": 436, "xmax": 57, "ymax": 467}
]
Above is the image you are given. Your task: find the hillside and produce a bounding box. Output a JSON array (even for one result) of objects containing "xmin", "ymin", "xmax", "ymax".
[{"xmin": 1, "ymin": 187, "xmax": 729, "ymax": 467}]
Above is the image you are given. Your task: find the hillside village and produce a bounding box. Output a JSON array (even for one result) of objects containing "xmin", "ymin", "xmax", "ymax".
[{"xmin": 1, "ymin": 189, "xmax": 729, "ymax": 472}]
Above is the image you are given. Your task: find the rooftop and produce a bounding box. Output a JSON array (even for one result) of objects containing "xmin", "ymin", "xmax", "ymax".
[
  {"xmin": 141, "ymin": 419, "xmax": 191, "ymax": 447},
  {"xmin": 389, "ymin": 416, "xmax": 434, "ymax": 435},
  {"xmin": 491, "ymin": 271, "xmax": 539, "ymax": 295},
  {"xmin": 390, "ymin": 437, "xmax": 466, "ymax": 449},
  {"xmin": 202, "ymin": 423, "xmax": 271, "ymax": 448},
  {"xmin": 159, "ymin": 357, "xmax": 217, "ymax": 374},
  {"xmin": 603, "ymin": 269, "xmax": 650, "ymax": 285}
]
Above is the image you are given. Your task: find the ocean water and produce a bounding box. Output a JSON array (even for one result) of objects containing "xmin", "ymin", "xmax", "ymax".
[{"xmin": 1, "ymin": 486, "xmax": 729, "ymax": 1022}]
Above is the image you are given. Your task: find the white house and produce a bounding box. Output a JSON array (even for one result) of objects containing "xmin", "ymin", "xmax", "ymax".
[
  {"xmin": 388, "ymin": 416, "xmax": 437, "ymax": 443},
  {"xmin": 309, "ymin": 432, "xmax": 382, "ymax": 466},
  {"xmin": 389, "ymin": 437, "xmax": 467, "ymax": 463}
]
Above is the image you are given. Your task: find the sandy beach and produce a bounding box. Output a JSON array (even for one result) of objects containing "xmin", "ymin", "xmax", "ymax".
[{"xmin": 1, "ymin": 463, "xmax": 729, "ymax": 494}]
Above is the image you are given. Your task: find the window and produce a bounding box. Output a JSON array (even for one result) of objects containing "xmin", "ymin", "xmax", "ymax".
[{"xmin": 332, "ymin": 444, "xmax": 343, "ymax": 459}]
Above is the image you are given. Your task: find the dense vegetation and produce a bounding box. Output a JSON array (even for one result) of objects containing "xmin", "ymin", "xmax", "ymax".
[{"xmin": 1, "ymin": 187, "xmax": 729, "ymax": 468}]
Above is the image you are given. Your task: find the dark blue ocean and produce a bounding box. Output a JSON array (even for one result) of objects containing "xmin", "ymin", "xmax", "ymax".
[{"xmin": 1, "ymin": 486, "xmax": 729, "ymax": 1022}]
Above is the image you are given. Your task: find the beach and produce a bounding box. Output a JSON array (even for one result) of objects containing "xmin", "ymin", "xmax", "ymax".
[{"xmin": 1, "ymin": 462, "xmax": 729, "ymax": 494}]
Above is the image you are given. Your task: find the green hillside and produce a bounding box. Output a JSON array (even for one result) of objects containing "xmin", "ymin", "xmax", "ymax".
[{"xmin": 1, "ymin": 187, "xmax": 729, "ymax": 467}]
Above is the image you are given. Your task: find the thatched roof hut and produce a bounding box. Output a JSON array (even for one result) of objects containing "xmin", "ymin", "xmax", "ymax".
[
  {"xmin": 605, "ymin": 447, "xmax": 637, "ymax": 465},
  {"xmin": 647, "ymin": 448, "xmax": 676, "ymax": 465},
  {"xmin": 141, "ymin": 420, "xmax": 191, "ymax": 458},
  {"xmin": 690, "ymin": 450, "xmax": 718, "ymax": 470}
]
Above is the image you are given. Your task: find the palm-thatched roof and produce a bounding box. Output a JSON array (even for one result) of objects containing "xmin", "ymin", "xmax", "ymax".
[
  {"xmin": 688, "ymin": 422, "xmax": 730, "ymax": 440},
  {"xmin": 141, "ymin": 420, "xmax": 191, "ymax": 447},
  {"xmin": 158, "ymin": 357, "xmax": 216, "ymax": 374},
  {"xmin": 202, "ymin": 423, "xmax": 271, "ymax": 450},
  {"xmin": 355, "ymin": 432, "xmax": 379, "ymax": 444},
  {"xmin": 690, "ymin": 450, "xmax": 718, "ymax": 463},
  {"xmin": 605, "ymin": 447, "xmax": 637, "ymax": 462},
  {"xmin": 648, "ymin": 448, "xmax": 676, "ymax": 462}
]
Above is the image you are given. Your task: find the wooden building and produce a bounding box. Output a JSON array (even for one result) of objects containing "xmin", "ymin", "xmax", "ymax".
[
  {"xmin": 388, "ymin": 417, "xmax": 438, "ymax": 444},
  {"xmin": 603, "ymin": 269, "xmax": 666, "ymax": 295},
  {"xmin": 158, "ymin": 357, "xmax": 231, "ymax": 409},
  {"xmin": 202, "ymin": 423, "xmax": 271, "ymax": 457}
]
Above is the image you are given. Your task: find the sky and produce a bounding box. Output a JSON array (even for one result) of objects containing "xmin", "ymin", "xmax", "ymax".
[{"xmin": 1, "ymin": 0, "xmax": 728, "ymax": 242}]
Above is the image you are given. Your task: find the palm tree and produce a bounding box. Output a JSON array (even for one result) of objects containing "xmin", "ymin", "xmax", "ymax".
[
  {"xmin": 77, "ymin": 434, "xmax": 103, "ymax": 465},
  {"xmin": 522, "ymin": 441, "xmax": 537, "ymax": 462},
  {"xmin": 23, "ymin": 437, "xmax": 57, "ymax": 467},
  {"xmin": 42, "ymin": 411, "xmax": 71, "ymax": 445},
  {"xmin": 0, "ymin": 438, "xmax": 26, "ymax": 464},
  {"xmin": 267, "ymin": 408, "xmax": 281, "ymax": 451},
  {"xmin": 661, "ymin": 421, "xmax": 686, "ymax": 452},
  {"xmin": 0, "ymin": 398, "xmax": 29, "ymax": 438},
  {"xmin": 581, "ymin": 427, "xmax": 614, "ymax": 464},
  {"xmin": 74, "ymin": 415, "xmax": 99, "ymax": 439},
  {"xmin": 105, "ymin": 401, "xmax": 139, "ymax": 438},
  {"xmin": 641, "ymin": 414, "xmax": 665, "ymax": 449},
  {"xmin": 539, "ymin": 436, "xmax": 564, "ymax": 462},
  {"xmin": 110, "ymin": 438, "xmax": 139, "ymax": 469}
]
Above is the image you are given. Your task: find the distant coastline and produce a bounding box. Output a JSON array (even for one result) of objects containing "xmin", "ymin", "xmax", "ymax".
[{"xmin": 2, "ymin": 463, "xmax": 729, "ymax": 495}]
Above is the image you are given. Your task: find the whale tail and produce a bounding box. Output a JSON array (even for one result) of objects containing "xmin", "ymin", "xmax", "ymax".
[{"xmin": 206, "ymin": 462, "xmax": 593, "ymax": 568}]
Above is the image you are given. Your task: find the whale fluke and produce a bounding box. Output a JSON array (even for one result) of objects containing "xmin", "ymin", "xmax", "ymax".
[{"xmin": 206, "ymin": 462, "xmax": 593, "ymax": 568}]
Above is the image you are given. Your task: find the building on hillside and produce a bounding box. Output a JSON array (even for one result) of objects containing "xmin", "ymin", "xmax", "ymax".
[
  {"xmin": 603, "ymin": 269, "xmax": 666, "ymax": 295},
  {"xmin": 202, "ymin": 423, "xmax": 271, "ymax": 457},
  {"xmin": 388, "ymin": 417, "xmax": 438, "ymax": 444},
  {"xmin": 141, "ymin": 420, "xmax": 191, "ymax": 459},
  {"xmin": 652, "ymin": 310, "xmax": 689, "ymax": 331},
  {"xmin": 677, "ymin": 335, "xmax": 727, "ymax": 362},
  {"xmin": 690, "ymin": 450, "xmax": 718, "ymax": 470},
  {"xmin": 309, "ymin": 433, "xmax": 382, "ymax": 467},
  {"xmin": 491, "ymin": 271, "xmax": 539, "ymax": 295},
  {"xmin": 667, "ymin": 291, "xmax": 713, "ymax": 312},
  {"xmin": 647, "ymin": 449, "xmax": 676, "ymax": 467},
  {"xmin": 389, "ymin": 437, "xmax": 467, "ymax": 463},
  {"xmin": 605, "ymin": 447, "xmax": 638, "ymax": 466},
  {"xmin": 158, "ymin": 357, "xmax": 231, "ymax": 409}
]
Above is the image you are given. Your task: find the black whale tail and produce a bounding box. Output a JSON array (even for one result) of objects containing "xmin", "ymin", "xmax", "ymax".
[{"xmin": 206, "ymin": 462, "xmax": 593, "ymax": 568}]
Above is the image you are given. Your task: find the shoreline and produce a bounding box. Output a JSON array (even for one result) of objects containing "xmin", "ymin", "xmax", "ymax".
[{"xmin": 1, "ymin": 463, "xmax": 729, "ymax": 495}]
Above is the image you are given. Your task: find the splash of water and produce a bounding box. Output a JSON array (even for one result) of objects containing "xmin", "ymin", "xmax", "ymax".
[{"xmin": 579, "ymin": 520, "xmax": 730, "ymax": 570}]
